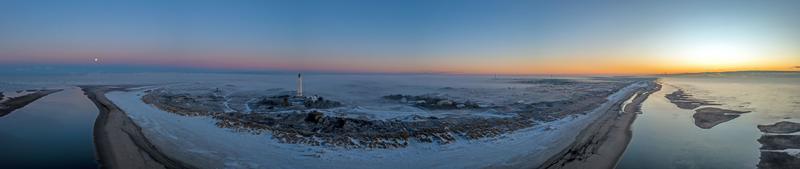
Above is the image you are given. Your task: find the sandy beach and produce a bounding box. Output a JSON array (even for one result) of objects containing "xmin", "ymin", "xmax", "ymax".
[
  {"xmin": 538, "ymin": 81, "xmax": 661, "ymax": 169},
  {"xmin": 81, "ymin": 86, "xmax": 194, "ymax": 169},
  {"xmin": 0, "ymin": 89, "xmax": 63, "ymax": 117}
]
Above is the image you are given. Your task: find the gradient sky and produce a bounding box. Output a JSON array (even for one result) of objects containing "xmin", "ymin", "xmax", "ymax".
[{"xmin": 1, "ymin": 0, "xmax": 799, "ymax": 75}]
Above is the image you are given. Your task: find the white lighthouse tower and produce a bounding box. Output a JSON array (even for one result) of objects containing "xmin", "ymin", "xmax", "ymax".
[{"xmin": 296, "ymin": 73, "xmax": 303, "ymax": 97}]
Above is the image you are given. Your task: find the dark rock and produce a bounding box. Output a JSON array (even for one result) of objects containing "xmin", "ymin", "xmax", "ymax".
[
  {"xmin": 305, "ymin": 111, "xmax": 324, "ymax": 123},
  {"xmin": 334, "ymin": 118, "xmax": 347, "ymax": 128},
  {"xmin": 758, "ymin": 121, "xmax": 800, "ymax": 134}
]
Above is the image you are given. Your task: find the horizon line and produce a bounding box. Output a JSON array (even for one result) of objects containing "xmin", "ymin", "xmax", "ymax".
[{"xmin": 1, "ymin": 62, "xmax": 797, "ymax": 77}]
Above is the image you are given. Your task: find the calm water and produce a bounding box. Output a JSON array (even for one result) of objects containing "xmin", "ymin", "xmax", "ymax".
[
  {"xmin": 618, "ymin": 76, "xmax": 800, "ymax": 169},
  {"xmin": 0, "ymin": 87, "xmax": 99, "ymax": 169}
]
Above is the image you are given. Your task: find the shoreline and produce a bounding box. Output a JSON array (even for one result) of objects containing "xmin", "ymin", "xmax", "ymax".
[
  {"xmin": 0, "ymin": 89, "xmax": 63, "ymax": 117},
  {"xmin": 101, "ymin": 81, "xmax": 644, "ymax": 168},
  {"xmin": 81, "ymin": 85, "xmax": 194, "ymax": 169},
  {"xmin": 78, "ymin": 80, "xmax": 654, "ymax": 169},
  {"xmin": 537, "ymin": 80, "xmax": 661, "ymax": 169}
]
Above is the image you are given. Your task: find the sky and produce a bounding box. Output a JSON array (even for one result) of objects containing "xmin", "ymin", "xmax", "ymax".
[{"xmin": 1, "ymin": 0, "xmax": 799, "ymax": 75}]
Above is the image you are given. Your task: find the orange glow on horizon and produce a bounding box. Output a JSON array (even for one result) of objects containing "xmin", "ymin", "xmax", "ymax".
[
  {"xmin": 2, "ymin": 48, "xmax": 797, "ymax": 75},
  {"xmin": 418, "ymin": 53, "xmax": 800, "ymax": 75}
]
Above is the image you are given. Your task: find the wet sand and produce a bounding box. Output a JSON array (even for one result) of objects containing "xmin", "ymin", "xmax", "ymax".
[
  {"xmin": 538, "ymin": 81, "xmax": 661, "ymax": 169},
  {"xmin": 664, "ymin": 89, "xmax": 720, "ymax": 110},
  {"xmin": 81, "ymin": 86, "xmax": 194, "ymax": 169},
  {"xmin": 692, "ymin": 107, "xmax": 750, "ymax": 129},
  {"xmin": 663, "ymin": 87, "xmax": 752, "ymax": 129},
  {"xmin": 0, "ymin": 89, "xmax": 63, "ymax": 117}
]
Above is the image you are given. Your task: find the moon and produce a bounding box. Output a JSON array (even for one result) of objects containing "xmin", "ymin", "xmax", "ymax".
[{"xmin": 93, "ymin": 57, "xmax": 100, "ymax": 63}]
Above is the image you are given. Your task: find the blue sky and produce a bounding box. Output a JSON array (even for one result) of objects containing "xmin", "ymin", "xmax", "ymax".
[{"xmin": 1, "ymin": 0, "xmax": 798, "ymax": 74}]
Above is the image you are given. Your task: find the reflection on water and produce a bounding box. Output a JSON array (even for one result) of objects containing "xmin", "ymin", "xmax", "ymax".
[
  {"xmin": 0, "ymin": 87, "xmax": 98, "ymax": 169},
  {"xmin": 618, "ymin": 76, "xmax": 800, "ymax": 169}
]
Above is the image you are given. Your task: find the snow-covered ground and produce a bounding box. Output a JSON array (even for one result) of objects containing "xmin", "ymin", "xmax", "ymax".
[
  {"xmin": 1, "ymin": 73, "xmax": 642, "ymax": 168},
  {"xmin": 144, "ymin": 74, "xmax": 622, "ymax": 121},
  {"xmin": 106, "ymin": 80, "xmax": 644, "ymax": 169}
]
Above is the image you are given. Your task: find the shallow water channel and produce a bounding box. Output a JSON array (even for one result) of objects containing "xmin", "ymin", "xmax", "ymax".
[{"xmin": 0, "ymin": 87, "xmax": 99, "ymax": 168}]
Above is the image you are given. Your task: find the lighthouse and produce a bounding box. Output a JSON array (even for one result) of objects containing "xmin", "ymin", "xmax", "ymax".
[{"xmin": 296, "ymin": 73, "xmax": 303, "ymax": 97}]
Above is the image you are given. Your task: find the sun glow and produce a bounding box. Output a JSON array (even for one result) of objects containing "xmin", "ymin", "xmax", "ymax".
[{"xmin": 675, "ymin": 41, "xmax": 758, "ymax": 67}]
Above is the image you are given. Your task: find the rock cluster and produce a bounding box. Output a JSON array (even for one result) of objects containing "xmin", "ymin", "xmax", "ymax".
[
  {"xmin": 142, "ymin": 89, "xmax": 226, "ymax": 116},
  {"xmin": 142, "ymin": 81, "xmax": 630, "ymax": 149},
  {"xmin": 383, "ymin": 94, "xmax": 481, "ymax": 110},
  {"xmin": 249, "ymin": 94, "xmax": 342, "ymax": 112},
  {"xmin": 211, "ymin": 89, "xmax": 615, "ymax": 149},
  {"xmin": 214, "ymin": 111, "xmax": 532, "ymax": 149}
]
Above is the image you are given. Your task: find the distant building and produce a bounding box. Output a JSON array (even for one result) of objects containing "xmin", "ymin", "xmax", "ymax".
[{"xmin": 297, "ymin": 73, "xmax": 303, "ymax": 97}]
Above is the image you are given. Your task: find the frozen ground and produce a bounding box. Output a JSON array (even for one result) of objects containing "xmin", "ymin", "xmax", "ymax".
[
  {"xmin": 1, "ymin": 73, "xmax": 647, "ymax": 168},
  {"xmin": 140, "ymin": 74, "xmax": 633, "ymax": 148},
  {"xmin": 143, "ymin": 75, "xmax": 625, "ymax": 120},
  {"xmin": 103, "ymin": 74, "xmax": 646, "ymax": 169}
]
